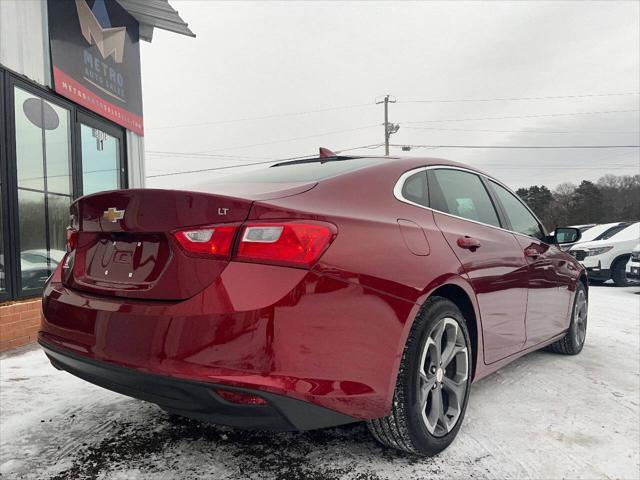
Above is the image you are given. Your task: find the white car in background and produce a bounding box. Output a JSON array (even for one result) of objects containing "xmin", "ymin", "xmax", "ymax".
[
  {"xmin": 559, "ymin": 222, "xmax": 633, "ymax": 251},
  {"xmin": 569, "ymin": 222, "xmax": 640, "ymax": 286},
  {"xmin": 626, "ymin": 244, "xmax": 640, "ymax": 283}
]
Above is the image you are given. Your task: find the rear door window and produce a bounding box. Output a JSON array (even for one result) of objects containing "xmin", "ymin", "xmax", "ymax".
[
  {"xmin": 489, "ymin": 180, "xmax": 545, "ymax": 240},
  {"xmin": 428, "ymin": 169, "xmax": 501, "ymax": 228}
]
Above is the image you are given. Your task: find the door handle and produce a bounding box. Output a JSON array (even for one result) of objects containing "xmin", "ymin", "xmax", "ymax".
[
  {"xmin": 524, "ymin": 247, "xmax": 540, "ymax": 258},
  {"xmin": 457, "ymin": 236, "xmax": 481, "ymax": 251}
]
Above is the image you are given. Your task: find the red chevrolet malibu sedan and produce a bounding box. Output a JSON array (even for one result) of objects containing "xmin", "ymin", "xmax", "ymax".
[{"xmin": 40, "ymin": 156, "xmax": 588, "ymax": 456}]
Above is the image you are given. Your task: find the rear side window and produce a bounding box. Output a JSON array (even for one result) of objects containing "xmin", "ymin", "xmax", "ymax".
[
  {"xmin": 401, "ymin": 171, "xmax": 428, "ymax": 206},
  {"xmin": 489, "ymin": 180, "xmax": 545, "ymax": 240},
  {"xmin": 428, "ymin": 169, "xmax": 501, "ymax": 228},
  {"xmin": 594, "ymin": 223, "xmax": 629, "ymax": 240}
]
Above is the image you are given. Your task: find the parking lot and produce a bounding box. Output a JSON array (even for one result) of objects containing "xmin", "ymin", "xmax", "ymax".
[{"xmin": 1, "ymin": 284, "xmax": 638, "ymax": 480}]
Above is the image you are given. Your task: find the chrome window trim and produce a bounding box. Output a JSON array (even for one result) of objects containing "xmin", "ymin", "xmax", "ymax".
[{"xmin": 393, "ymin": 165, "xmax": 549, "ymax": 244}]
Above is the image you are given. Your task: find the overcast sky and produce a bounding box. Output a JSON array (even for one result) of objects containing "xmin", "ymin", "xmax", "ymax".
[{"xmin": 140, "ymin": 1, "xmax": 640, "ymax": 190}]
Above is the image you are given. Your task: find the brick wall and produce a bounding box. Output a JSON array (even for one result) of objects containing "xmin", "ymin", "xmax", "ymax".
[{"xmin": 0, "ymin": 299, "xmax": 42, "ymax": 352}]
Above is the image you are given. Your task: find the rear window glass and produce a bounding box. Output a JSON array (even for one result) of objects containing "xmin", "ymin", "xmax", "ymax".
[{"xmin": 217, "ymin": 158, "xmax": 384, "ymax": 183}]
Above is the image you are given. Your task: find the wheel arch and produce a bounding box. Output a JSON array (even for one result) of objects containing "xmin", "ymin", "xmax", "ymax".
[
  {"xmin": 578, "ymin": 271, "xmax": 589, "ymax": 296},
  {"xmin": 428, "ymin": 283, "xmax": 480, "ymax": 381},
  {"xmin": 611, "ymin": 253, "xmax": 631, "ymax": 270},
  {"xmin": 399, "ymin": 276, "xmax": 483, "ymax": 383}
]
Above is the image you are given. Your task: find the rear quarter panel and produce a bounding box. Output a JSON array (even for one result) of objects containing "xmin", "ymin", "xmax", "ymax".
[{"xmin": 248, "ymin": 162, "xmax": 486, "ymax": 391}]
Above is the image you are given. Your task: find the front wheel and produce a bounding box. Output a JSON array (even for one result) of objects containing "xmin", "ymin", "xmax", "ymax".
[
  {"xmin": 611, "ymin": 257, "xmax": 630, "ymax": 287},
  {"xmin": 367, "ymin": 297, "xmax": 471, "ymax": 456},
  {"xmin": 547, "ymin": 283, "xmax": 588, "ymax": 355}
]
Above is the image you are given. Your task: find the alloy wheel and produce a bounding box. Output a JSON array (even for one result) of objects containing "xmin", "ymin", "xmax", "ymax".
[
  {"xmin": 574, "ymin": 289, "xmax": 588, "ymax": 346},
  {"xmin": 418, "ymin": 317, "xmax": 469, "ymax": 437}
]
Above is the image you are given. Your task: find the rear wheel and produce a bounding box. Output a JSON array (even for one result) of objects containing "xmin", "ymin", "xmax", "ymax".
[
  {"xmin": 547, "ymin": 283, "xmax": 588, "ymax": 355},
  {"xmin": 611, "ymin": 257, "xmax": 630, "ymax": 287},
  {"xmin": 367, "ymin": 297, "xmax": 471, "ymax": 456}
]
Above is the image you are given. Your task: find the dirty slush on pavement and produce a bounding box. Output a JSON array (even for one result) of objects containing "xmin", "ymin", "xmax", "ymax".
[
  {"xmin": 5, "ymin": 387, "xmax": 446, "ymax": 480},
  {"xmin": 48, "ymin": 414, "xmax": 397, "ymax": 480}
]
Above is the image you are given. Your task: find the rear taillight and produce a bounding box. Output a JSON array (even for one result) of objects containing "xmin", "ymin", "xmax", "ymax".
[
  {"xmin": 236, "ymin": 222, "xmax": 336, "ymax": 268},
  {"xmin": 171, "ymin": 221, "xmax": 336, "ymax": 267},
  {"xmin": 66, "ymin": 227, "xmax": 78, "ymax": 252},
  {"xmin": 173, "ymin": 225, "xmax": 236, "ymax": 258}
]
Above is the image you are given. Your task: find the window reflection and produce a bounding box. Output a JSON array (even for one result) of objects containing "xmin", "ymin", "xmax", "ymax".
[
  {"xmin": 81, "ymin": 124, "xmax": 120, "ymax": 195},
  {"xmin": 14, "ymin": 86, "xmax": 71, "ymax": 291}
]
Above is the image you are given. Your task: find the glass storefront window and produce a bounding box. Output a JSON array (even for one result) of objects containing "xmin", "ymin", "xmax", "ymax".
[
  {"xmin": 14, "ymin": 86, "xmax": 72, "ymax": 292},
  {"xmin": 81, "ymin": 124, "xmax": 121, "ymax": 195},
  {"xmin": 1, "ymin": 72, "xmax": 128, "ymax": 299}
]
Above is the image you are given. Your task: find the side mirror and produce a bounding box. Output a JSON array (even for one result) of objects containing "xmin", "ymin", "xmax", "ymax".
[{"xmin": 554, "ymin": 227, "xmax": 581, "ymax": 245}]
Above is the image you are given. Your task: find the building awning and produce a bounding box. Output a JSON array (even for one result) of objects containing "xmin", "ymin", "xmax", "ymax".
[{"xmin": 116, "ymin": 0, "xmax": 195, "ymax": 42}]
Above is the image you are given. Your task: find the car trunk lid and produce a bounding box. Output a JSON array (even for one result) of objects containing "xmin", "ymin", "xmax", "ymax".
[{"xmin": 64, "ymin": 186, "xmax": 314, "ymax": 300}]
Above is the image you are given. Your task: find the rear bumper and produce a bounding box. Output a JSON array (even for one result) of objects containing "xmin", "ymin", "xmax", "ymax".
[
  {"xmin": 40, "ymin": 338, "xmax": 358, "ymax": 431},
  {"xmin": 40, "ymin": 261, "xmax": 415, "ymax": 422}
]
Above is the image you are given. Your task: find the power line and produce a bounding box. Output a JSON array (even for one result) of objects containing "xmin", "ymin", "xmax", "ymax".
[
  {"xmin": 403, "ymin": 126, "xmax": 640, "ymax": 135},
  {"xmin": 146, "ymin": 149, "xmax": 338, "ymax": 178},
  {"xmin": 335, "ymin": 143, "xmax": 385, "ymax": 153},
  {"xmin": 144, "ymin": 125, "xmax": 379, "ymax": 159},
  {"xmin": 146, "ymin": 145, "xmax": 638, "ymax": 179},
  {"xmin": 193, "ymin": 124, "xmax": 380, "ymax": 154},
  {"xmin": 146, "ymin": 142, "xmax": 390, "ymax": 178},
  {"xmin": 145, "ymin": 92, "xmax": 640, "ymax": 131},
  {"xmin": 392, "ymin": 144, "xmax": 640, "ymax": 149},
  {"xmin": 399, "ymin": 92, "xmax": 640, "ymax": 104},
  {"xmin": 146, "ymin": 151, "xmax": 275, "ymax": 160},
  {"xmin": 147, "ymin": 102, "xmax": 375, "ymax": 130},
  {"xmin": 479, "ymin": 164, "xmax": 639, "ymax": 170},
  {"xmin": 146, "ymin": 144, "xmax": 386, "ymax": 164},
  {"xmin": 145, "ymin": 158, "xmax": 285, "ymax": 178},
  {"xmin": 402, "ymin": 109, "xmax": 640, "ymax": 125}
]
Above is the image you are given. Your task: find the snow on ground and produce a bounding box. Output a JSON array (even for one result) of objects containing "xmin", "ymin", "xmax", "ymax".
[{"xmin": 1, "ymin": 285, "xmax": 638, "ymax": 480}]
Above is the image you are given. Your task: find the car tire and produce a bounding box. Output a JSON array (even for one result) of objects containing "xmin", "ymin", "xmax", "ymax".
[
  {"xmin": 611, "ymin": 256, "xmax": 630, "ymax": 287},
  {"xmin": 547, "ymin": 283, "xmax": 588, "ymax": 355},
  {"xmin": 367, "ymin": 297, "xmax": 472, "ymax": 456}
]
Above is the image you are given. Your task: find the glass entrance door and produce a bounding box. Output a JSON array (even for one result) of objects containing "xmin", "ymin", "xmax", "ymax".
[{"xmin": 78, "ymin": 113, "xmax": 125, "ymax": 196}]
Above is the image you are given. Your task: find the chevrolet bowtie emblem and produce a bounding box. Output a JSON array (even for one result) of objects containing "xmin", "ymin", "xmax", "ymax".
[{"xmin": 103, "ymin": 207, "xmax": 125, "ymax": 223}]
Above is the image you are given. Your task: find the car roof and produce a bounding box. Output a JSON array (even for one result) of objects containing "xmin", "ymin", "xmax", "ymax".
[
  {"xmin": 277, "ymin": 155, "xmax": 491, "ymax": 173},
  {"xmin": 315, "ymin": 155, "xmax": 498, "ymax": 180}
]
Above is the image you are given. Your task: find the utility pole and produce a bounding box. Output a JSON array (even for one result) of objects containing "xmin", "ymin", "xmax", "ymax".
[{"xmin": 376, "ymin": 94, "xmax": 400, "ymax": 155}]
